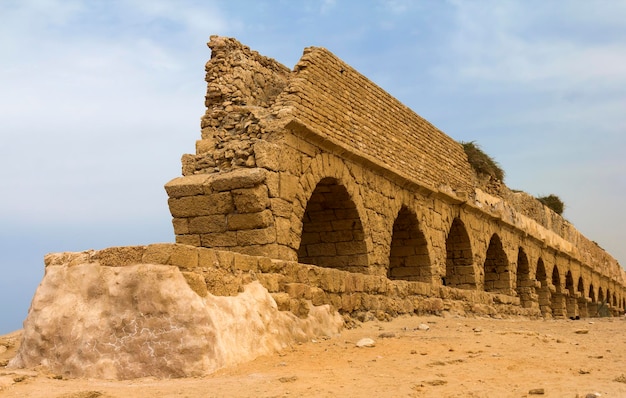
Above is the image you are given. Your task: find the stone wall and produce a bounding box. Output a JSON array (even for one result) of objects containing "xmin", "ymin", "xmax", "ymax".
[{"xmin": 166, "ymin": 36, "xmax": 626, "ymax": 318}]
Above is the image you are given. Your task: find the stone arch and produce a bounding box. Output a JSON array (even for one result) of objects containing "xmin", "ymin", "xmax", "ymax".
[
  {"xmin": 444, "ymin": 217, "xmax": 476, "ymax": 289},
  {"xmin": 483, "ymin": 234, "xmax": 510, "ymax": 294},
  {"xmin": 536, "ymin": 258, "xmax": 551, "ymax": 316},
  {"xmin": 297, "ymin": 177, "xmax": 368, "ymax": 273},
  {"xmin": 589, "ymin": 284, "xmax": 596, "ymax": 302},
  {"xmin": 387, "ymin": 205, "xmax": 431, "ymax": 282},
  {"xmin": 515, "ymin": 247, "xmax": 533, "ymax": 308}
]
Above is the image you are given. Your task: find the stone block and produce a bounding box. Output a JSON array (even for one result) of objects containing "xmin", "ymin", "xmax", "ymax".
[
  {"xmin": 271, "ymin": 292, "xmax": 291, "ymax": 311},
  {"xmin": 253, "ymin": 140, "xmax": 281, "ymax": 171},
  {"xmin": 142, "ymin": 243, "xmax": 174, "ymax": 265},
  {"xmin": 256, "ymin": 273, "xmax": 283, "ymax": 292},
  {"xmin": 175, "ymin": 235, "xmax": 201, "ymax": 246},
  {"xmin": 210, "ymin": 168, "xmax": 267, "ymax": 191},
  {"xmin": 270, "ymin": 198, "xmax": 293, "ymax": 218},
  {"xmin": 336, "ymin": 241, "xmax": 365, "ymax": 256},
  {"xmin": 228, "ymin": 209, "xmax": 274, "ymax": 230},
  {"xmin": 279, "ymin": 173, "xmax": 300, "ymax": 200},
  {"xmin": 306, "ymin": 242, "xmax": 336, "ymax": 257},
  {"xmin": 168, "ymin": 193, "xmax": 233, "ymax": 218},
  {"xmin": 188, "ymin": 215, "xmax": 227, "ymax": 234},
  {"xmin": 237, "ymin": 227, "xmax": 277, "ymax": 245},
  {"xmin": 283, "ymin": 283, "xmax": 311, "ymax": 299},
  {"xmin": 164, "ymin": 175, "xmax": 210, "ymax": 198},
  {"xmin": 233, "ymin": 185, "xmax": 269, "ymax": 213},
  {"xmin": 201, "ymin": 231, "xmax": 238, "ymax": 247},
  {"xmin": 182, "ymin": 271, "xmax": 208, "ymax": 297},
  {"xmin": 232, "ymin": 252, "xmax": 259, "ymax": 272},
  {"xmin": 198, "ymin": 248, "xmax": 219, "ymax": 267},
  {"xmin": 172, "ymin": 218, "xmax": 190, "ymax": 235},
  {"xmin": 94, "ymin": 246, "xmax": 145, "ymax": 267},
  {"xmin": 169, "ymin": 244, "xmax": 199, "ymax": 269}
]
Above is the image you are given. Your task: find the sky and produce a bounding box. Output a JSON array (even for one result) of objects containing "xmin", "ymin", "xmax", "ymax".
[{"xmin": 1, "ymin": 0, "xmax": 625, "ymax": 333}]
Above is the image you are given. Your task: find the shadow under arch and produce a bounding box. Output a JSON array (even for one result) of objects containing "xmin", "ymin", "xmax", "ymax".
[
  {"xmin": 535, "ymin": 258, "xmax": 551, "ymax": 317},
  {"xmin": 551, "ymin": 266, "xmax": 565, "ymax": 318},
  {"xmin": 444, "ymin": 218, "xmax": 475, "ymax": 289},
  {"xmin": 515, "ymin": 247, "xmax": 533, "ymax": 308},
  {"xmin": 297, "ymin": 177, "xmax": 368, "ymax": 273},
  {"xmin": 387, "ymin": 205, "xmax": 431, "ymax": 282},
  {"xmin": 483, "ymin": 234, "xmax": 510, "ymax": 294},
  {"xmin": 577, "ymin": 276, "xmax": 587, "ymax": 318},
  {"xmin": 565, "ymin": 270, "xmax": 576, "ymax": 318}
]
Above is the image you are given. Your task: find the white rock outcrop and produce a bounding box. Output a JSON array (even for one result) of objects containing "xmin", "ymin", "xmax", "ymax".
[{"xmin": 9, "ymin": 262, "xmax": 343, "ymax": 379}]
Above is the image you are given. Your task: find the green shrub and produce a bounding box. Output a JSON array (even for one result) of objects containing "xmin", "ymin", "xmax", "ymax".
[
  {"xmin": 461, "ymin": 141, "xmax": 505, "ymax": 181},
  {"xmin": 538, "ymin": 194, "xmax": 565, "ymax": 215}
]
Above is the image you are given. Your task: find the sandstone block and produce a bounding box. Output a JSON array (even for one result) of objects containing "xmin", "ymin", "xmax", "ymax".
[
  {"xmin": 182, "ymin": 271, "xmax": 208, "ymax": 297},
  {"xmin": 93, "ymin": 246, "xmax": 145, "ymax": 267},
  {"xmin": 198, "ymin": 248, "xmax": 219, "ymax": 267},
  {"xmin": 210, "ymin": 168, "xmax": 267, "ymax": 192},
  {"xmin": 228, "ymin": 209, "xmax": 274, "ymax": 230},
  {"xmin": 169, "ymin": 244, "xmax": 199, "ymax": 269},
  {"xmin": 253, "ymin": 141, "xmax": 281, "ymax": 171},
  {"xmin": 175, "ymin": 234, "xmax": 201, "ymax": 246},
  {"xmin": 168, "ymin": 193, "xmax": 233, "ymax": 217},
  {"xmin": 233, "ymin": 185, "xmax": 269, "ymax": 213},
  {"xmin": 201, "ymin": 232, "xmax": 238, "ymax": 247},
  {"xmin": 143, "ymin": 243, "xmax": 174, "ymax": 265},
  {"xmin": 164, "ymin": 175, "xmax": 210, "ymax": 198},
  {"xmin": 279, "ymin": 173, "xmax": 300, "ymax": 200},
  {"xmin": 172, "ymin": 218, "xmax": 190, "ymax": 235},
  {"xmin": 188, "ymin": 215, "xmax": 227, "ymax": 234},
  {"xmin": 237, "ymin": 227, "xmax": 277, "ymax": 245}
]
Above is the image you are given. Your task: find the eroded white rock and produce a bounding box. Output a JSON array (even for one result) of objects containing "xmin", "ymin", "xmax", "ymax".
[{"xmin": 9, "ymin": 263, "xmax": 343, "ymax": 379}]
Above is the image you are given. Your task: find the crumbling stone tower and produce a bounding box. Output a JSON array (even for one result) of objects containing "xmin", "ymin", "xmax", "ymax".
[{"xmin": 166, "ymin": 36, "xmax": 626, "ymax": 318}]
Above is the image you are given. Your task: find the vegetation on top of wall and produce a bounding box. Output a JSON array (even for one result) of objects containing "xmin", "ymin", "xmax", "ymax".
[
  {"xmin": 461, "ymin": 141, "xmax": 505, "ymax": 182},
  {"xmin": 538, "ymin": 194, "xmax": 565, "ymax": 215}
]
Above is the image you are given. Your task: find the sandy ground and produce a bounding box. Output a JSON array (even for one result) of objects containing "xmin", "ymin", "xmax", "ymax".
[{"xmin": 1, "ymin": 315, "xmax": 625, "ymax": 398}]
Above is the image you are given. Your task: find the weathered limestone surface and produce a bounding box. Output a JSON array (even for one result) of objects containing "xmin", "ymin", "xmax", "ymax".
[{"xmin": 10, "ymin": 249, "xmax": 342, "ymax": 379}]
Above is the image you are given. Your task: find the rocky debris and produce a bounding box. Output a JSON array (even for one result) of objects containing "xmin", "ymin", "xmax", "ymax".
[
  {"xmin": 417, "ymin": 323, "xmax": 430, "ymax": 331},
  {"xmin": 355, "ymin": 338, "xmax": 375, "ymax": 348},
  {"xmin": 575, "ymin": 329, "xmax": 590, "ymax": 334},
  {"xmin": 529, "ymin": 388, "xmax": 545, "ymax": 395}
]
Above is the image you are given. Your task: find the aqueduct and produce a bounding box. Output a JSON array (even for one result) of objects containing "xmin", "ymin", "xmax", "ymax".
[
  {"xmin": 164, "ymin": 36, "xmax": 626, "ymax": 319},
  {"xmin": 12, "ymin": 35, "xmax": 626, "ymax": 379}
]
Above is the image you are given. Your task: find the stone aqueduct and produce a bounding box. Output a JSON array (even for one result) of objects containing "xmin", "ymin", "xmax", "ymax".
[{"xmin": 165, "ymin": 36, "xmax": 626, "ymax": 319}]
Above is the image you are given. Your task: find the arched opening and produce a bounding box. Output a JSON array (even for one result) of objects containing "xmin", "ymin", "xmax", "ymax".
[
  {"xmin": 515, "ymin": 247, "xmax": 533, "ymax": 308},
  {"xmin": 444, "ymin": 218, "xmax": 475, "ymax": 289},
  {"xmin": 536, "ymin": 258, "xmax": 550, "ymax": 317},
  {"xmin": 297, "ymin": 177, "xmax": 368, "ymax": 273},
  {"xmin": 613, "ymin": 293, "xmax": 617, "ymax": 307},
  {"xmin": 565, "ymin": 271, "xmax": 577, "ymax": 318},
  {"xmin": 577, "ymin": 277, "xmax": 587, "ymax": 318},
  {"xmin": 483, "ymin": 234, "xmax": 510, "ymax": 294},
  {"xmin": 551, "ymin": 266, "xmax": 565, "ymax": 318},
  {"xmin": 388, "ymin": 206, "xmax": 431, "ymax": 282},
  {"xmin": 598, "ymin": 287, "xmax": 605, "ymax": 303},
  {"xmin": 588, "ymin": 284, "xmax": 598, "ymax": 317}
]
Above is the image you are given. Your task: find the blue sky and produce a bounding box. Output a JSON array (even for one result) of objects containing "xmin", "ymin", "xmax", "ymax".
[{"xmin": 1, "ymin": 0, "xmax": 625, "ymax": 333}]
